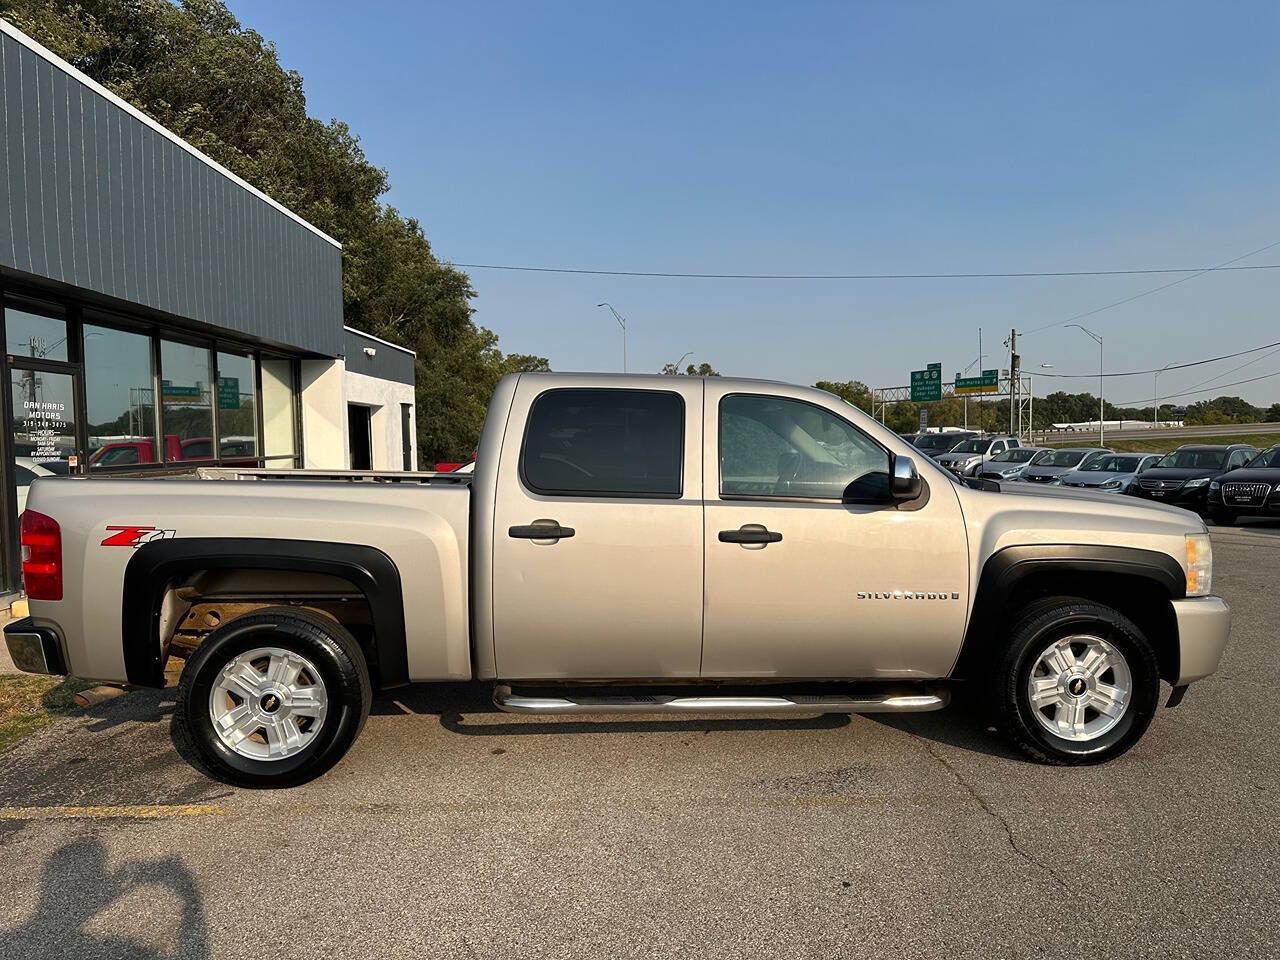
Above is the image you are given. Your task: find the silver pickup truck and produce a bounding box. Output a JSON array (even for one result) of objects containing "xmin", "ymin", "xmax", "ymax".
[{"xmin": 5, "ymin": 373, "xmax": 1230, "ymax": 786}]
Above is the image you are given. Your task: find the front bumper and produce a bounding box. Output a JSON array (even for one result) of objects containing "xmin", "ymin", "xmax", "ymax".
[
  {"xmin": 1171, "ymin": 596, "xmax": 1231, "ymax": 685},
  {"xmin": 3, "ymin": 617, "xmax": 67, "ymax": 676},
  {"xmin": 1207, "ymin": 490, "xmax": 1280, "ymax": 517},
  {"xmin": 1131, "ymin": 486, "xmax": 1210, "ymax": 510}
]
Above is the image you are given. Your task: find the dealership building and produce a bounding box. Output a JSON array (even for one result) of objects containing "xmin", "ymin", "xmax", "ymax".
[{"xmin": 0, "ymin": 20, "xmax": 418, "ymax": 594}]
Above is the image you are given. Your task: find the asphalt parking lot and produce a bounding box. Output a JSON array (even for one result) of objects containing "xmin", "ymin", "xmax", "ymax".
[{"xmin": 0, "ymin": 522, "xmax": 1277, "ymax": 960}]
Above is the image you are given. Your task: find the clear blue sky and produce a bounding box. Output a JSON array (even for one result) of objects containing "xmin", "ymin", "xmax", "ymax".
[{"xmin": 227, "ymin": 0, "xmax": 1280, "ymax": 409}]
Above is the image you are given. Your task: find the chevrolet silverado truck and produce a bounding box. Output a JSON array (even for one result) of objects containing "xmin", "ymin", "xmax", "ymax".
[{"xmin": 5, "ymin": 374, "xmax": 1230, "ymax": 787}]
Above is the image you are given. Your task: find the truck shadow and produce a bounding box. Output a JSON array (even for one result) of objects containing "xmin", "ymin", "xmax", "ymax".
[
  {"xmin": 374, "ymin": 682, "xmax": 854, "ymax": 736},
  {"xmin": 0, "ymin": 836, "xmax": 209, "ymax": 960}
]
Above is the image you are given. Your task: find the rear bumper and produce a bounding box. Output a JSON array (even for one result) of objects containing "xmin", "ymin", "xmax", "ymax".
[
  {"xmin": 1172, "ymin": 596, "xmax": 1231, "ymax": 685},
  {"xmin": 3, "ymin": 617, "xmax": 68, "ymax": 676}
]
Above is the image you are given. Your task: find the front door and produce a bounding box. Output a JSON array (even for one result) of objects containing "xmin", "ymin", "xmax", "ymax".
[
  {"xmin": 701, "ymin": 384, "xmax": 970, "ymax": 679},
  {"xmin": 490, "ymin": 379, "xmax": 704, "ymax": 679}
]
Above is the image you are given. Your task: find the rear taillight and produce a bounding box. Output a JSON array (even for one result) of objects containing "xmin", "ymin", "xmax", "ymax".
[{"xmin": 21, "ymin": 509, "xmax": 62, "ymax": 600}]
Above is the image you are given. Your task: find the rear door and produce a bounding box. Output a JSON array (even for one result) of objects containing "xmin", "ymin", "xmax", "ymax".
[
  {"xmin": 701, "ymin": 384, "xmax": 969, "ymax": 679},
  {"xmin": 491, "ymin": 379, "xmax": 704, "ymax": 679}
]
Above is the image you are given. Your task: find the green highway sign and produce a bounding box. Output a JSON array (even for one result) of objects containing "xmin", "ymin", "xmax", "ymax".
[
  {"xmin": 910, "ymin": 362, "xmax": 943, "ymax": 403},
  {"xmin": 955, "ymin": 369, "xmax": 1000, "ymax": 395},
  {"xmin": 217, "ymin": 377, "xmax": 241, "ymax": 410},
  {"xmin": 160, "ymin": 379, "xmax": 201, "ymax": 402}
]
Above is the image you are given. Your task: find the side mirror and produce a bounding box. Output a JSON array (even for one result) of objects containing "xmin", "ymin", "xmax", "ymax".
[{"xmin": 891, "ymin": 454, "xmax": 922, "ymax": 501}]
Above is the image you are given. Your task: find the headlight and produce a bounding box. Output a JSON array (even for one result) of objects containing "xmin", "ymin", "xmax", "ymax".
[
  {"xmin": 1209, "ymin": 481, "xmax": 1220, "ymax": 491},
  {"xmin": 1100, "ymin": 479, "xmax": 1122, "ymax": 489},
  {"xmin": 1184, "ymin": 477, "xmax": 1210, "ymax": 489},
  {"xmin": 1050, "ymin": 478, "xmax": 1063, "ymax": 486},
  {"xmin": 1184, "ymin": 533, "xmax": 1213, "ymax": 597},
  {"xmin": 1274, "ymin": 483, "xmax": 1280, "ymax": 493}
]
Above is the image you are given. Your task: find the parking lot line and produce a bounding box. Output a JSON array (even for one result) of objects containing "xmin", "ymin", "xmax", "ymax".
[{"xmin": 0, "ymin": 803, "xmax": 231, "ymax": 821}]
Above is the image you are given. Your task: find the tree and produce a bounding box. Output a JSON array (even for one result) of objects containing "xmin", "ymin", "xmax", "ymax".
[
  {"xmin": 1265, "ymin": 403, "xmax": 1280, "ymax": 423},
  {"xmin": 5, "ymin": 0, "xmax": 535, "ymax": 462},
  {"xmin": 661, "ymin": 362, "xmax": 720, "ymax": 376},
  {"xmin": 813, "ymin": 380, "xmax": 872, "ymax": 413}
]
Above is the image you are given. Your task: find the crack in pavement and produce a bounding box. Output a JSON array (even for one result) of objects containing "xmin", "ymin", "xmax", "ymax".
[{"xmin": 916, "ymin": 736, "xmax": 1070, "ymax": 891}]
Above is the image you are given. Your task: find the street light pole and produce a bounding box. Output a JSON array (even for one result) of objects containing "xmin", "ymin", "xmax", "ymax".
[
  {"xmin": 1066, "ymin": 324, "xmax": 1104, "ymax": 446},
  {"xmin": 1153, "ymin": 361, "xmax": 1178, "ymax": 425},
  {"xmin": 596, "ymin": 302, "xmax": 628, "ymax": 373},
  {"xmin": 670, "ymin": 351, "xmax": 693, "ymax": 373}
]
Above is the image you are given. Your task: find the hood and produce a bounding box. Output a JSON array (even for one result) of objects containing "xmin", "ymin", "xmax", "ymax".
[
  {"xmin": 1215, "ymin": 467, "xmax": 1280, "ymax": 484},
  {"xmin": 1139, "ymin": 466, "xmax": 1221, "ymax": 482},
  {"xmin": 937, "ymin": 451, "xmax": 982, "ymax": 464},
  {"xmin": 996, "ymin": 479, "xmax": 1201, "ymax": 520},
  {"xmin": 1019, "ymin": 464, "xmax": 1074, "ymax": 479},
  {"xmin": 1057, "ymin": 470, "xmax": 1135, "ymax": 487}
]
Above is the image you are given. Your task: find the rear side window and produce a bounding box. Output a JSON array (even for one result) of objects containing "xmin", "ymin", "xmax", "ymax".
[{"xmin": 521, "ymin": 388, "xmax": 684, "ymax": 497}]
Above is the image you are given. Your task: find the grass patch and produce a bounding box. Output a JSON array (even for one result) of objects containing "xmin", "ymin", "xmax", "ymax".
[
  {"xmin": 1043, "ymin": 432, "xmax": 1280, "ymax": 453},
  {"xmin": 0, "ymin": 675, "xmax": 93, "ymax": 753}
]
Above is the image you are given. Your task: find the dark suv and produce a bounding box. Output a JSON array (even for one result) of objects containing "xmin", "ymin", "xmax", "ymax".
[
  {"xmin": 1128, "ymin": 443, "xmax": 1258, "ymax": 515},
  {"xmin": 1205, "ymin": 445, "xmax": 1280, "ymax": 524}
]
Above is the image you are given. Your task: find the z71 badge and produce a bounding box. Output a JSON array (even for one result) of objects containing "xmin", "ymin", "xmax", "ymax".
[{"xmin": 101, "ymin": 525, "xmax": 177, "ymax": 547}]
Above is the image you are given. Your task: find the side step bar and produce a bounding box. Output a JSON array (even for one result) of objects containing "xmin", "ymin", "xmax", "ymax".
[{"xmin": 492, "ymin": 684, "xmax": 949, "ymax": 715}]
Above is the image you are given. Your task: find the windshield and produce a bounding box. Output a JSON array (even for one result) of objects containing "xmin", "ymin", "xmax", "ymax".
[
  {"xmin": 951, "ymin": 438, "xmax": 993, "ymax": 454},
  {"xmin": 1246, "ymin": 447, "xmax": 1280, "ymax": 468},
  {"xmin": 1081, "ymin": 455, "xmax": 1142, "ymax": 473},
  {"xmin": 991, "ymin": 448, "xmax": 1037, "ymax": 463},
  {"xmin": 1156, "ymin": 449, "xmax": 1226, "ymax": 470},
  {"xmin": 914, "ymin": 433, "xmax": 972, "ymax": 452},
  {"xmin": 1029, "ymin": 449, "xmax": 1089, "ymax": 468}
]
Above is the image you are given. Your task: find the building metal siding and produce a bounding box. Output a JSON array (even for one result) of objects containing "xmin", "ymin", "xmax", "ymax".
[
  {"xmin": 0, "ymin": 29, "xmax": 344, "ymax": 357},
  {"xmin": 343, "ymin": 326, "xmax": 416, "ymax": 386}
]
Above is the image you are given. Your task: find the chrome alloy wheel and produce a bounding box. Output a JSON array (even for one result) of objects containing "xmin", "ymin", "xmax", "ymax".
[
  {"xmin": 208, "ymin": 646, "xmax": 329, "ymax": 760},
  {"xmin": 1026, "ymin": 635, "xmax": 1132, "ymax": 742}
]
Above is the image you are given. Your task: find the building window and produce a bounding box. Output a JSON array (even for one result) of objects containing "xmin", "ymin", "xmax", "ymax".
[
  {"xmin": 5, "ymin": 305, "xmax": 69, "ymax": 362},
  {"xmin": 216, "ymin": 351, "xmax": 258, "ymax": 462},
  {"xmin": 260, "ymin": 357, "xmax": 298, "ymax": 468},
  {"xmin": 84, "ymin": 324, "xmax": 158, "ymax": 469},
  {"xmin": 159, "ymin": 339, "xmax": 214, "ymax": 462}
]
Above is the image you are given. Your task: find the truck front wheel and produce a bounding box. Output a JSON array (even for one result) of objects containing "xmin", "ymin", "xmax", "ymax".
[
  {"xmin": 997, "ymin": 597, "xmax": 1160, "ymax": 765},
  {"xmin": 173, "ymin": 607, "xmax": 372, "ymax": 788}
]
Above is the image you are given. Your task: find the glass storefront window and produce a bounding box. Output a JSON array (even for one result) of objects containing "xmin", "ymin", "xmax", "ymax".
[
  {"xmin": 84, "ymin": 324, "xmax": 158, "ymax": 469},
  {"xmin": 159, "ymin": 339, "xmax": 213, "ymax": 462},
  {"xmin": 5, "ymin": 306, "xmax": 69, "ymax": 362},
  {"xmin": 216, "ymin": 351, "xmax": 257, "ymax": 461},
  {"xmin": 260, "ymin": 357, "xmax": 297, "ymax": 469},
  {"xmin": 11, "ymin": 367, "xmax": 77, "ymax": 496}
]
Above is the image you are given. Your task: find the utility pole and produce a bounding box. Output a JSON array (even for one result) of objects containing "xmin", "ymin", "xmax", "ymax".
[
  {"xmin": 1065, "ymin": 324, "xmax": 1104, "ymax": 446},
  {"xmin": 1007, "ymin": 328, "xmax": 1019, "ymax": 437}
]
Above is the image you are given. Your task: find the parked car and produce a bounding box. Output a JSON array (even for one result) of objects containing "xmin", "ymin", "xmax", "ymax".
[
  {"xmin": 911, "ymin": 430, "xmax": 978, "ymax": 459},
  {"xmin": 1054, "ymin": 453, "xmax": 1163, "ymax": 494},
  {"xmin": 979, "ymin": 446, "xmax": 1047, "ymax": 482},
  {"xmin": 934, "ymin": 435, "xmax": 1021, "ymax": 477},
  {"xmin": 1017, "ymin": 447, "xmax": 1111, "ymax": 484},
  {"xmin": 1205, "ymin": 445, "xmax": 1280, "ymax": 524},
  {"xmin": 6, "ymin": 373, "xmax": 1228, "ymax": 786},
  {"xmin": 1128, "ymin": 444, "xmax": 1258, "ymax": 515},
  {"xmin": 89, "ymin": 435, "xmax": 183, "ymax": 466}
]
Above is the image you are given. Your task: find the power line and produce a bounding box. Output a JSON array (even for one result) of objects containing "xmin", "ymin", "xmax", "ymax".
[
  {"xmin": 1170, "ymin": 345, "xmax": 1280, "ymax": 397},
  {"xmin": 1035, "ymin": 337, "xmax": 1280, "ymax": 378},
  {"xmin": 1114, "ymin": 369, "xmax": 1280, "ymax": 407},
  {"xmin": 1019, "ymin": 240, "xmax": 1280, "ymax": 336},
  {"xmin": 450, "ymin": 261, "xmax": 1280, "ymax": 281}
]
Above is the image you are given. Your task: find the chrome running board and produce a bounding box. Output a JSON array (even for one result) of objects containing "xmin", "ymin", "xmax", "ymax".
[{"xmin": 492, "ymin": 685, "xmax": 948, "ymax": 715}]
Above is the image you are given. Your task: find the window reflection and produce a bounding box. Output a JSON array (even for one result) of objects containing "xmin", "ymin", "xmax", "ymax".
[
  {"xmin": 160, "ymin": 340, "xmax": 213, "ymax": 462},
  {"xmin": 216, "ymin": 352, "xmax": 257, "ymax": 462},
  {"xmin": 85, "ymin": 324, "xmax": 158, "ymax": 469},
  {"xmin": 5, "ymin": 306, "xmax": 69, "ymax": 362}
]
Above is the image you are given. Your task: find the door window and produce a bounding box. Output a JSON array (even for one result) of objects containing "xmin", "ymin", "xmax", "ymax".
[
  {"xmin": 719, "ymin": 394, "xmax": 889, "ymax": 501},
  {"xmin": 521, "ymin": 389, "xmax": 683, "ymax": 497}
]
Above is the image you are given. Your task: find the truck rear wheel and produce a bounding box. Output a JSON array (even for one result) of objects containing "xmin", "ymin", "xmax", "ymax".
[
  {"xmin": 996, "ymin": 597, "xmax": 1160, "ymax": 765},
  {"xmin": 173, "ymin": 607, "xmax": 372, "ymax": 788}
]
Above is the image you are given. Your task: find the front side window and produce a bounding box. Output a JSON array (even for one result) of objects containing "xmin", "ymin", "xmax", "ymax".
[
  {"xmin": 952, "ymin": 439, "xmax": 993, "ymax": 454},
  {"xmin": 159, "ymin": 340, "xmax": 214, "ymax": 462},
  {"xmin": 84, "ymin": 324, "xmax": 157, "ymax": 470},
  {"xmin": 720, "ymin": 394, "xmax": 889, "ymax": 501},
  {"xmin": 1246, "ymin": 447, "xmax": 1280, "ymax": 469},
  {"xmin": 521, "ymin": 389, "xmax": 683, "ymax": 497}
]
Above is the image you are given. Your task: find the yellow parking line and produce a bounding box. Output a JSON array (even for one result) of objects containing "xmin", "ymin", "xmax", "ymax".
[{"xmin": 0, "ymin": 803, "xmax": 231, "ymax": 820}]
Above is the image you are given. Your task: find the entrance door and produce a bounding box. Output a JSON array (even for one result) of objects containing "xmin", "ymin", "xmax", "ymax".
[
  {"xmin": 348, "ymin": 404, "xmax": 372, "ymax": 470},
  {"xmin": 400, "ymin": 403, "xmax": 413, "ymax": 470},
  {"xmin": 701, "ymin": 385, "xmax": 970, "ymax": 679},
  {"xmin": 490, "ymin": 379, "xmax": 704, "ymax": 679}
]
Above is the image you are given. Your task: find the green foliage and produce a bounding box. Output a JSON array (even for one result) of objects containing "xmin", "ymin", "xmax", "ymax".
[
  {"xmin": 661, "ymin": 362, "xmax": 720, "ymax": 376},
  {"xmin": 3, "ymin": 0, "xmax": 537, "ymax": 462},
  {"xmin": 1183, "ymin": 396, "xmax": 1264, "ymax": 425},
  {"xmin": 1266, "ymin": 403, "xmax": 1280, "ymax": 423},
  {"xmin": 813, "ymin": 380, "xmax": 872, "ymax": 412}
]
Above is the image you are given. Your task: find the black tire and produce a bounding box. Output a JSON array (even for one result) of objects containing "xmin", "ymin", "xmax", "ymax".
[
  {"xmin": 173, "ymin": 606, "xmax": 372, "ymax": 788},
  {"xmin": 996, "ymin": 596, "xmax": 1160, "ymax": 765}
]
